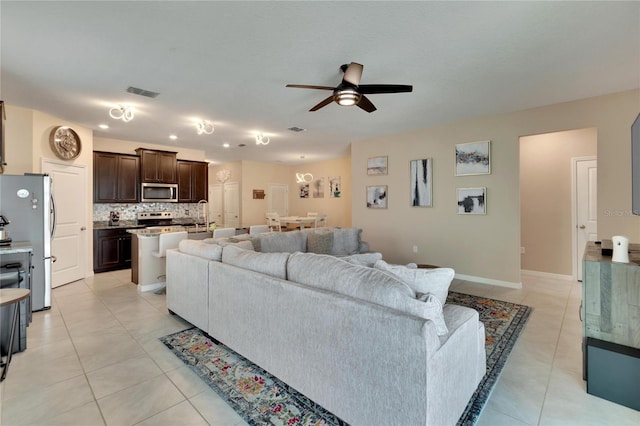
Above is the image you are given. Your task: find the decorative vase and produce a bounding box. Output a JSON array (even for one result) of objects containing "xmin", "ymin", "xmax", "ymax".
[{"xmin": 611, "ymin": 235, "xmax": 630, "ymax": 263}]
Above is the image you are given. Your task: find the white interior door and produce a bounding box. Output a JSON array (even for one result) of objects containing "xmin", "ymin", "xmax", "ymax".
[
  {"xmin": 223, "ymin": 182, "xmax": 240, "ymax": 227},
  {"xmin": 208, "ymin": 184, "xmax": 223, "ymax": 226},
  {"xmin": 42, "ymin": 159, "xmax": 87, "ymax": 287},
  {"xmin": 268, "ymin": 183, "xmax": 289, "ymax": 216},
  {"xmin": 574, "ymin": 157, "xmax": 597, "ymax": 281}
]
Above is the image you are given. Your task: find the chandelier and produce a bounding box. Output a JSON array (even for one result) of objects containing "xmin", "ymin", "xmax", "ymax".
[
  {"xmin": 196, "ymin": 120, "xmax": 214, "ymax": 135},
  {"xmin": 255, "ymin": 132, "xmax": 270, "ymax": 145}
]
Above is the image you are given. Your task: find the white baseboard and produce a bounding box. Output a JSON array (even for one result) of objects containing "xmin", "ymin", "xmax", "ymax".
[
  {"xmin": 520, "ymin": 269, "xmax": 575, "ymax": 281},
  {"xmin": 138, "ymin": 281, "xmax": 165, "ymax": 293},
  {"xmin": 454, "ymin": 274, "xmax": 522, "ymax": 289}
]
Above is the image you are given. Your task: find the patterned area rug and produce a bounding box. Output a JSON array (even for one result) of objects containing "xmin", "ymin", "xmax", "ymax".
[
  {"xmin": 160, "ymin": 292, "xmax": 532, "ymax": 426},
  {"xmin": 447, "ymin": 291, "xmax": 533, "ymax": 425}
]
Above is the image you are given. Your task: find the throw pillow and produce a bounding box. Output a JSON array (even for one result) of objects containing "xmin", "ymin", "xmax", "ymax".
[
  {"xmin": 416, "ymin": 293, "xmax": 448, "ymax": 335},
  {"xmin": 306, "ymin": 232, "xmax": 334, "ymax": 254},
  {"xmin": 373, "ymin": 260, "xmax": 454, "ymax": 305},
  {"xmin": 330, "ymin": 228, "xmax": 362, "ymax": 255}
]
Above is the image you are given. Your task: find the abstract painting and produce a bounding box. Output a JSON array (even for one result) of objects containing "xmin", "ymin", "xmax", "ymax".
[
  {"xmin": 410, "ymin": 158, "xmax": 432, "ymax": 207},
  {"xmin": 455, "ymin": 141, "xmax": 491, "ymax": 176},
  {"xmin": 329, "ymin": 176, "xmax": 341, "ymax": 198},
  {"xmin": 367, "ymin": 156, "xmax": 388, "ymax": 175},
  {"xmin": 457, "ymin": 187, "xmax": 486, "ymax": 214},
  {"xmin": 367, "ymin": 185, "xmax": 387, "ymax": 209},
  {"xmin": 312, "ymin": 177, "xmax": 325, "ymax": 198}
]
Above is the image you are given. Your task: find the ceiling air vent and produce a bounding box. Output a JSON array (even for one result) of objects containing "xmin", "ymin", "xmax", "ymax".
[
  {"xmin": 288, "ymin": 126, "xmax": 306, "ymax": 133},
  {"xmin": 126, "ymin": 86, "xmax": 160, "ymax": 98}
]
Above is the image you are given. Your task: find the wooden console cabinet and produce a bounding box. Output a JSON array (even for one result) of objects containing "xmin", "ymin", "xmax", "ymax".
[{"xmin": 582, "ymin": 241, "xmax": 640, "ymax": 410}]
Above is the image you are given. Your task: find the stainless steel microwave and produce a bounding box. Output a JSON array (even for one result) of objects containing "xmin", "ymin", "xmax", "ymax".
[{"xmin": 141, "ymin": 183, "xmax": 178, "ymax": 202}]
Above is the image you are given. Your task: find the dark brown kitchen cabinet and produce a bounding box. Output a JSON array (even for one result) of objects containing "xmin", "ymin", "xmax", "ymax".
[
  {"xmin": 136, "ymin": 148, "xmax": 177, "ymax": 183},
  {"xmin": 93, "ymin": 228, "xmax": 132, "ymax": 273},
  {"xmin": 94, "ymin": 151, "xmax": 140, "ymax": 203},
  {"xmin": 177, "ymin": 160, "xmax": 208, "ymax": 202}
]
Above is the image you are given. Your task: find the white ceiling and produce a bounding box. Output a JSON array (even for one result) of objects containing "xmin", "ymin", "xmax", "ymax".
[{"xmin": 2, "ymin": 1, "xmax": 638, "ymax": 165}]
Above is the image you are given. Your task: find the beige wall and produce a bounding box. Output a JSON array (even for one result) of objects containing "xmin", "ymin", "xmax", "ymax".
[
  {"xmin": 3, "ymin": 104, "xmax": 95, "ymax": 275},
  {"xmin": 288, "ymin": 156, "xmax": 352, "ymax": 227},
  {"xmin": 352, "ymin": 90, "xmax": 640, "ymax": 286},
  {"xmin": 520, "ymin": 128, "xmax": 597, "ymax": 276},
  {"xmin": 209, "ymin": 157, "xmax": 352, "ymax": 228}
]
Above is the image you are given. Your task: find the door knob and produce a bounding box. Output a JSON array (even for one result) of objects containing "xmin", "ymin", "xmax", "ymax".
[
  {"xmin": 81, "ymin": 226, "xmax": 87, "ymax": 231},
  {"xmin": 579, "ymin": 225, "xmax": 586, "ymax": 229}
]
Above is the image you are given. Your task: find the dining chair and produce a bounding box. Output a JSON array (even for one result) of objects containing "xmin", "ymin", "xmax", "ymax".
[
  {"xmin": 314, "ymin": 214, "xmax": 328, "ymax": 228},
  {"xmin": 266, "ymin": 212, "xmax": 282, "ymax": 232},
  {"xmin": 213, "ymin": 227, "xmax": 237, "ymax": 239}
]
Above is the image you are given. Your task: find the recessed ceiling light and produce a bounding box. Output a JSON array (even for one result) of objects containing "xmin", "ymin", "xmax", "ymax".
[
  {"xmin": 98, "ymin": 124, "xmax": 109, "ymax": 129},
  {"xmin": 223, "ymin": 143, "xmax": 230, "ymax": 148},
  {"xmin": 169, "ymin": 134, "xmax": 178, "ymax": 140}
]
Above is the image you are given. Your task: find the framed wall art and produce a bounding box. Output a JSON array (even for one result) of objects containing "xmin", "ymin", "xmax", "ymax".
[
  {"xmin": 329, "ymin": 176, "xmax": 341, "ymax": 198},
  {"xmin": 457, "ymin": 187, "xmax": 486, "ymax": 214},
  {"xmin": 367, "ymin": 185, "xmax": 387, "ymax": 209},
  {"xmin": 367, "ymin": 156, "xmax": 388, "ymax": 175},
  {"xmin": 410, "ymin": 158, "xmax": 432, "ymax": 207},
  {"xmin": 312, "ymin": 177, "xmax": 325, "ymax": 198},
  {"xmin": 455, "ymin": 141, "xmax": 491, "ymax": 176}
]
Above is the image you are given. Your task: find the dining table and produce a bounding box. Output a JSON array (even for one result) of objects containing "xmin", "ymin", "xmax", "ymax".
[{"xmin": 279, "ymin": 216, "xmax": 317, "ymax": 230}]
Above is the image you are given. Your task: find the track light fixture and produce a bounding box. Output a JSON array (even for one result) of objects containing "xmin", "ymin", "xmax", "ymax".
[
  {"xmin": 255, "ymin": 132, "xmax": 270, "ymax": 145},
  {"xmin": 196, "ymin": 120, "xmax": 214, "ymax": 135},
  {"xmin": 109, "ymin": 105, "xmax": 134, "ymax": 122}
]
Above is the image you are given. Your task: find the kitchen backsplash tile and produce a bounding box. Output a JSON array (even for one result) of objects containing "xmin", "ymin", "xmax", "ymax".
[{"xmin": 93, "ymin": 203, "xmax": 207, "ymax": 221}]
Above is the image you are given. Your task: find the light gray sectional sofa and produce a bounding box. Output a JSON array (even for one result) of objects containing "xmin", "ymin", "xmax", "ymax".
[{"xmin": 166, "ymin": 228, "xmax": 486, "ymax": 426}]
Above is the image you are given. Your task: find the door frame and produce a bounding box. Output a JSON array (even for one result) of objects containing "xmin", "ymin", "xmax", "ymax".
[
  {"xmin": 571, "ymin": 156, "xmax": 597, "ymax": 281},
  {"xmin": 42, "ymin": 157, "xmax": 88, "ymax": 284}
]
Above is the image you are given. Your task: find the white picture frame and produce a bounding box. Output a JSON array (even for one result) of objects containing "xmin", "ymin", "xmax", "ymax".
[
  {"xmin": 410, "ymin": 158, "xmax": 433, "ymax": 207},
  {"xmin": 455, "ymin": 141, "xmax": 491, "ymax": 176},
  {"xmin": 366, "ymin": 185, "xmax": 387, "ymax": 209},
  {"xmin": 367, "ymin": 156, "xmax": 388, "ymax": 175},
  {"xmin": 457, "ymin": 187, "xmax": 486, "ymax": 214}
]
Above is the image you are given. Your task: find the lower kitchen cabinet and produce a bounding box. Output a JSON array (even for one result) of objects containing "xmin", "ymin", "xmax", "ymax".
[{"xmin": 93, "ymin": 228, "xmax": 133, "ymax": 273}]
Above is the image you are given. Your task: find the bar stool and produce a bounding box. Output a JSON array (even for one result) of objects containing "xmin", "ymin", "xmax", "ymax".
[{"xmin": 0, "ymin": 288, "xmax": 30, "ymax": 381}]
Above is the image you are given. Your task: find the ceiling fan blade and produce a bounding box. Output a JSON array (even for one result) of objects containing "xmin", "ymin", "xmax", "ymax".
[
  {"xmin": 309, "ymin": 95, "xmax": 335, "ymax": 111},
  {"xmin": 356, "ymin": 95, "xmax": 377, "ymax": 113},
  {"xmin": 358, "ymin": 84, "xmax": 413, "ymax": 94},
  {"xmin": 286, "ymin": 84, "xmax": 335, "ymax": 90},
  {"xmin": 342, "ymin": 62, "xmax": 364, "ymax": 86}
]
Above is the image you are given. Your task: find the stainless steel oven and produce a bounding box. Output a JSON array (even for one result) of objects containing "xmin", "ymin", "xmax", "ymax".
[{"xmin": 141, "ymin": 183, "xmax": 178, "ymax": 203}]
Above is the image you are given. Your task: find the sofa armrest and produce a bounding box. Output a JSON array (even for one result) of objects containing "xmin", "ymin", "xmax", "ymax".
[{"xmin": 166, "ymin": 249, "xmax": 210, "ymax": 330}]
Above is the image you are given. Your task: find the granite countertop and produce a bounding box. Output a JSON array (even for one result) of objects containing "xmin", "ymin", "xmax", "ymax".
[
  {"xmin": 93, "ymin": 221, "xmax": 146, "ymax": 230},
  {"xmin": 127, "ymin": 226, "xmax": 188, "ymax": 236}
]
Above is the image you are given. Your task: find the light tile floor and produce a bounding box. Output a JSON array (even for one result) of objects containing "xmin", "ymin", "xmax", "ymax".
[{"xmin": 0, "ymin": 270, "xmax": 639, "ymax": 425}]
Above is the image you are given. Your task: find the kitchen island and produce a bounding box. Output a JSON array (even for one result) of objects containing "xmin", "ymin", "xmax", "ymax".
[{"xmin": 128, "ymin": 227, "xmax": 188, "ymax": 292}]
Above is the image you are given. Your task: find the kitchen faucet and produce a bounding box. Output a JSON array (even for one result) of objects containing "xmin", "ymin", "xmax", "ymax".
[{"xmin": 196, "ymin": 199, "xmax": 208, "ymax": 232}]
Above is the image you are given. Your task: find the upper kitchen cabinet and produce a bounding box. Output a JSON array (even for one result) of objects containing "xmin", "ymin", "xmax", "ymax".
[
  {"xmin": 177, "ymin": 160, "xmax": 209, "ymax": 202},
  {"xmin": 136, "ymin": 148, "xmax": 177, "ymax": 183},
  {"xmin": 94, "ymin": 151, "xmax": 140, "ymax": 203}
]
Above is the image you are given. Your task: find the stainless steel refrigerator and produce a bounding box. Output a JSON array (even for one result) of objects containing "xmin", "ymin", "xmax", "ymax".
[{"xmin": 0, "ymin": 174, "xmax": 55, "ymax": 311}]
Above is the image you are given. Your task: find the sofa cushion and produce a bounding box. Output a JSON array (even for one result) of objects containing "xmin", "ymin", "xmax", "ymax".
[
  {"xmin": 218, "ymin": 240, "xmax": 254, "ymax": 250},
  {"xmin": 339, "ymin": 252, "xmax": 383, "ymax": 267},
  {"xmin": 222, "ymin": 245, "xmax": 289, "ymax": 280},
  {"xmin": 331, "ymin": 228, "xmax": 362, "ymax": 255},
  {"xmin": 258, "ymin": 231, "xmax": 306, "ymax": 253},
  {"xmin": 374, "ymin": 260, "xmax": 454, "ymax": 305},
  {"xmin": 178, "ymin": 239, "xmax": 223, "ymax": 261},
  {"xmin": 306, "ymin": 232, "xmax": 334, "ymax": 254},
  {"xmin": 288, "ymin": 253, "xmax": 449, "ymax": 334}
]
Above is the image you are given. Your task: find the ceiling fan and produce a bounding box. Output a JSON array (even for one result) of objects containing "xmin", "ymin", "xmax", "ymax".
[{"xmin": 286, "ymin": 62, "xmax": 412, "ymax": 113}]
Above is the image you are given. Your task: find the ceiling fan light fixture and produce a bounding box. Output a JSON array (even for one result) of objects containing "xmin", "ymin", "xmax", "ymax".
[{"xmin": 334, "ymin": 89, "xmax": 361, "ymax": 106}]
